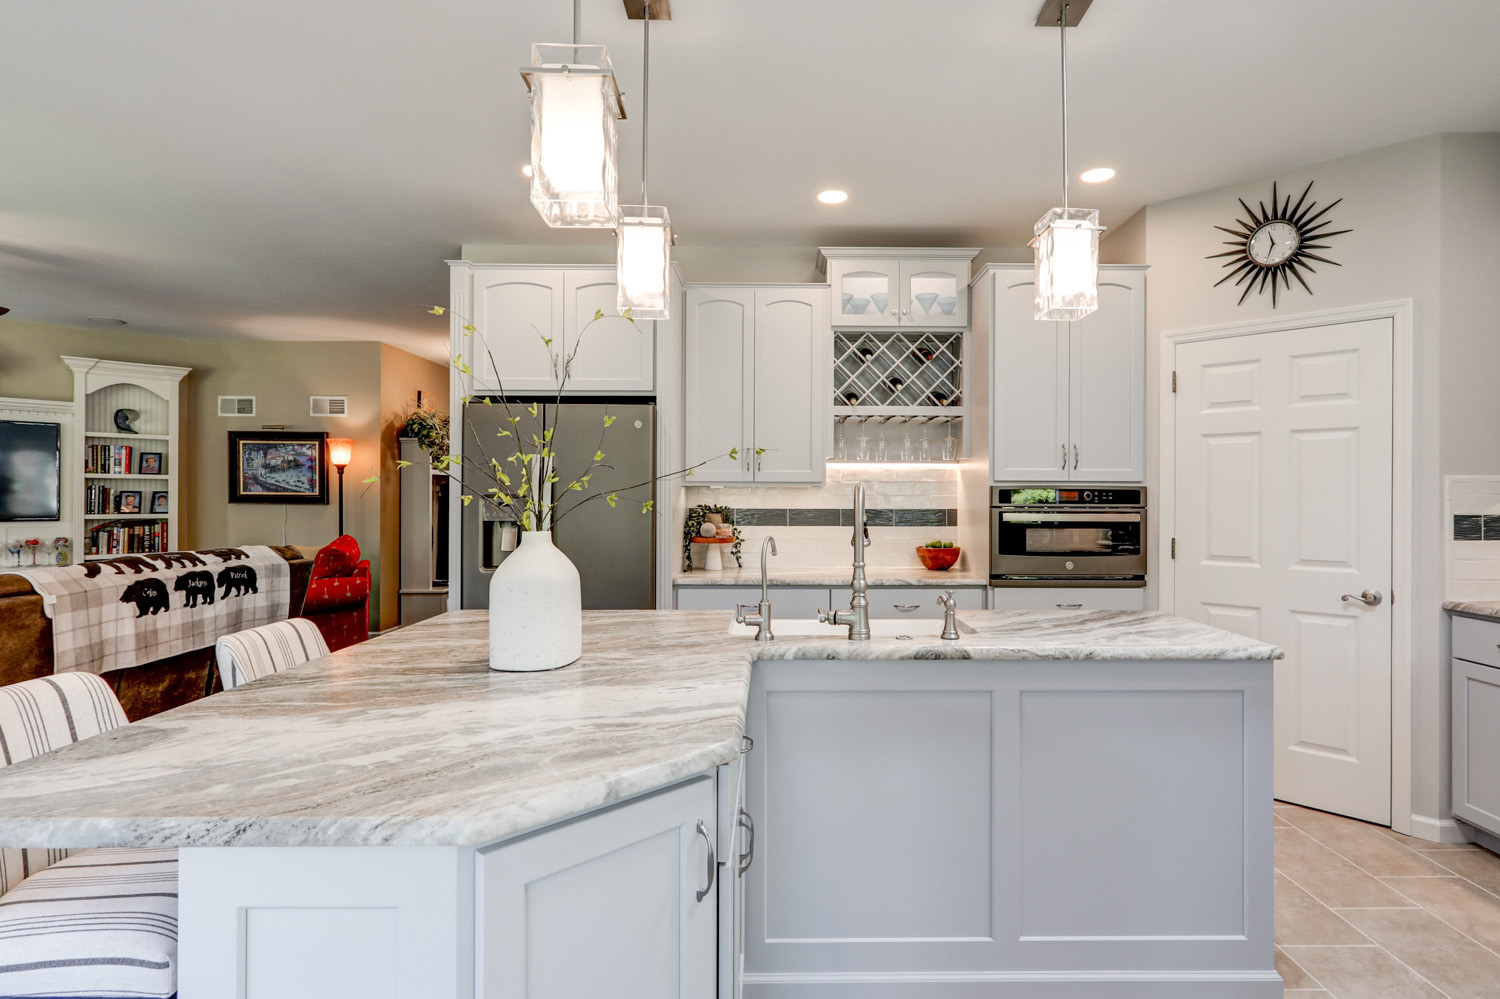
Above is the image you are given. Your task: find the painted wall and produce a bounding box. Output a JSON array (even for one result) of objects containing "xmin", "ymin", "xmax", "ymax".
[
  {"xmin": 1135, "ymin": 133, "xmax": 1500, "ymax": 834},
  {"xmin": 0, "ymin": 321, "xmax": 447, "ymax": 630}
]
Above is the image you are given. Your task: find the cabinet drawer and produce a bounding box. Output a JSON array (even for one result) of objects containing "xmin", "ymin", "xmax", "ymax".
[
  {"xmin": 853, "ymin": 586, "xmax": 985, "ymax": 619},
  {"xmin": 1453, "ymin": 614, "xmax": 1500, "ymax": 669},
  {"xmin": 989, "ymin": 586, "xmax": 1147, "ymax": 612}
]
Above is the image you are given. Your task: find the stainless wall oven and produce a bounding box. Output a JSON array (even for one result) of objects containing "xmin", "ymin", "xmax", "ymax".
[{"xmin": 990, "ymin": 486, "xmax": 1146, "ymax": 587}]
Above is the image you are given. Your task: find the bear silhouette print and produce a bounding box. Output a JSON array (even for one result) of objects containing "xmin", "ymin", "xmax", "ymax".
[
  {"xmin": 173, "ymin": 570, "xmax": 216, "ymax": 608},
  {"xmin": 217, "ymin": 565, "xmax": 258, "ymax": 599},
  {"xmin": 197, "ymin": 548, "xmax": 248, "ymax": 562},
  {"xmin": 82, "ymin": 556, "xmax": 156, "ymax": 579},
  {"xmin": 145, "ymin": 551, "xmax": 207, "ymax": 570},
  {"xmin": 120, "ymin": 578, "xmax": 171, "ymax": 617}
]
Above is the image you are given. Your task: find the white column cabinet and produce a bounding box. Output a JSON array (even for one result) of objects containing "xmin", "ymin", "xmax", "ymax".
[
  {"xmin": 452, "ymin": 263, "xmax": 656, "ymax": 396},
  {"xmin": 986, "ymin": 265, "xmax": 1146, "ymax": 483},
  {"xmin": 478, "ymin": 777, "xmax": 719, "ymax": 999},
  {"xmin": 685, "ymin": 285, "xmax": 828, "ymax": 485}
]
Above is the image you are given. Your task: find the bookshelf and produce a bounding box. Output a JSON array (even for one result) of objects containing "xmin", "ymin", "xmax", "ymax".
[{"xmin": 61, "ymin": 357, "xmax": 191, "ymax": 559}]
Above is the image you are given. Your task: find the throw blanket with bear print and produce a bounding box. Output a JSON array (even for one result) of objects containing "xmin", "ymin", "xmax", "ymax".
[{"xmin": 0, "ymin": 545, "xmax": 290, "ymax": 676}]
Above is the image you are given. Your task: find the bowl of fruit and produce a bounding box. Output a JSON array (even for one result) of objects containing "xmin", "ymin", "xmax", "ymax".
[{"xmin": 916, "ymin": 539, "xmax": 961, "ymax": 571}]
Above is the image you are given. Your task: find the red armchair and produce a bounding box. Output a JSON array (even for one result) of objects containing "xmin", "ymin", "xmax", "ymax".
[{"xmin": 303, "ymin": 535, "xmax": 371, "ymax": 652}]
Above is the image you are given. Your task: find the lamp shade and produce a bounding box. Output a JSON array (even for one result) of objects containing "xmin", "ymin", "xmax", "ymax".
[
  {"xmin": 328, "ymin": 438, "xmax": 353, "ymax": 468},
  {"xmin": 1031, "ymin": 207, "xmax": 1105, "ymax": 321},
  {"xmin": 524, "ymin": 44, "xmax": 623, "ymax": 229},
  {"xmin": 616, "ymin": 206, "xmax": 672, "ymax": 319}
]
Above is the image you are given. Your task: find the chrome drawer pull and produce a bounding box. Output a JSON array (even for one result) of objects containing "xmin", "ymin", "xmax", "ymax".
[
  {"xmin": 695, "ymin": 820, "xmax": 715, "ymax": 902},
  {"xmin": 737, "ymin": 808, "xmax": 755, "ymax": 877},
  {"xmin": 893, "ymin": 604, "xmax": 920, "ymax": 611},
  {"xmin": 1056, "ymin": 603, "xmax": 1083, "ymax": 609}
]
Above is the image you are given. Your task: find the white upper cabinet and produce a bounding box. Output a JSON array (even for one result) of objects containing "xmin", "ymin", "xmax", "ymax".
[
  {"xmin": 986, "ymin": 265, "xmax": 1147, "ymax": 483},
  {"xmin": 822, "ymin": 248, "xmax": 979, "ymax": 329},
  {"xmin": 450, "ymin": 263, "xmax": 656, "ymax": 396},
  {"xmin": 685, "ymin": 285, "xmax": 828, "ymax": 485}
]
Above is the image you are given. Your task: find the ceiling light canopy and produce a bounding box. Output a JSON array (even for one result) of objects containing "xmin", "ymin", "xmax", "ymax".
[
  {"xmin": 818, "ymin": 189, "xmax": 849, "ymax": 205},
  {"xmin": 616, "ymin": 0, "xmax": 673, "ymax": 319},
  {"xmin": 1080, "ymin": 167, "xmax": 1115, "ymax": 183},
  {"xmin": 1032, "ymin": 2, "xmax": 1105, "ymax": 321},
  {"xmin": 521, "ymin": 43, "xmax": 626, "ymax": 228}
]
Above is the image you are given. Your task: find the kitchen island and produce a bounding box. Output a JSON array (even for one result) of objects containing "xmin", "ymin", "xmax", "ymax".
[{"xmin": 0, "ymin": 609, "xmax": 1282, "ymax": 999}]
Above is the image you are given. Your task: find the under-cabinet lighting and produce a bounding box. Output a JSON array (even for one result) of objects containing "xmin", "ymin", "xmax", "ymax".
[{"xmin": 826, "ymin": 461, "xmax": 958, "ymax": 470}]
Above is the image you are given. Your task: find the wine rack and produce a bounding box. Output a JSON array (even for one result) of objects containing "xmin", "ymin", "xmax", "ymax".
[{"xmin": 833, "ymin": 330, "xmax": 962, "ymax": 411}]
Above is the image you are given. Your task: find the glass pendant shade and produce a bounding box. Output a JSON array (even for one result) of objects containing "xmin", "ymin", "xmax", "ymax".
[
  {"xmin": 1031, "ymin": 207, "xmax": 1105, "ymax": 320},
  {"xmin": 524, "ymin": 44, "xmax": 624, "ymax": 228},
  {"xmin": 616, "ymin": 206, "xmax": 672, "ymax": 319}
]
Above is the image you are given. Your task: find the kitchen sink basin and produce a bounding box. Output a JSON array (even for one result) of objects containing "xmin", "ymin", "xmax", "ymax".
[{"xmin": 726, "ymin": 618, "xmax": 972, "ymax": 639}]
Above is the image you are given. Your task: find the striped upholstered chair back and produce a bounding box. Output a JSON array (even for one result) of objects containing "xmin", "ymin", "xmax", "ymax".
[
  {"xmin": 0, "ymin": 672, "xmax": 130, "ymax": 895},
  {"xmin": 215, "ymin": 617, "xmax": 330, "ymax": 690}
]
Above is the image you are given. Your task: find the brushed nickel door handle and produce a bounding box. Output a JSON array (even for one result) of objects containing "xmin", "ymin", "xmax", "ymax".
[
  {"xmin": 1073, "ymin": 444, "xmax": 1079, "ymax": 469},
  {"xmin": 695, "ymin": 819, "xmax": 715, "ymax": 902},
  {"xmin": 1340, "ymin": 589, "xmax": 1383, "ymax": 607}
]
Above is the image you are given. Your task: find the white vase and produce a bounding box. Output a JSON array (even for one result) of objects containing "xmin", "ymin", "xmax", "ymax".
[{"xmin": 488, "ymin": 531, "xmax": 582, "ymax": 672}]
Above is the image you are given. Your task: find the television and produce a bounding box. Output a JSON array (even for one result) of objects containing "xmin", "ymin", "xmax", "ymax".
[{"xmin": 0, "ymin": 420, "xmax": 61, "ymax": 522}]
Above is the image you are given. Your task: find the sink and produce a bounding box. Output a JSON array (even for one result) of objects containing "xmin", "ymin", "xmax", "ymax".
[{"xmin": 726, "ymin": 618, "xmax": 971, "ymax": 639}]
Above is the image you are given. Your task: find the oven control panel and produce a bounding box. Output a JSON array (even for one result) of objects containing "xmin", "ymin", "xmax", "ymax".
[{"xmin": 991, "ymin": 486, "xmax": 1145, "ymax": 507}]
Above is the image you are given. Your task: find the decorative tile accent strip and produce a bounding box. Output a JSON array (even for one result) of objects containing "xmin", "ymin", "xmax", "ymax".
[
  {"xmin": 739, "ymin": 507, "xmax": 953, "ymax": 528},
  {"xmin": 1484, "ymin": 515, "xmax": 1500, "ymax": 540},
  {"xmin": 1455, "ymin": 515, "xmax": 1484, "ymax": 540},
  {"xmin": 894, "ymin": 509, "xmax": 947, "ymax": 528},
  {"xmin": 788, "ymin": 509, "xmax": 841, "ymax": 527},
  {"xmin": 947, "ymin": 509, "xmax": 959, "ymax": 527},
  {"xmin": 734, "ymin": 508, "xmax": 789, "ymax": 527}
]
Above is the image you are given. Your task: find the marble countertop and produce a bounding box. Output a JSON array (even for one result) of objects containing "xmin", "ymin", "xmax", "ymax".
[
  {"xmin": 0, "ymin": 609, "xmax": 1278, "ymax": 850},
  {"xmin": 1444, "ymin": 600, "xmax": 1500, "ymax": 622},
  {"xmin": 673, "ymin": 566, "xmax": 989, "ymax": 587}
]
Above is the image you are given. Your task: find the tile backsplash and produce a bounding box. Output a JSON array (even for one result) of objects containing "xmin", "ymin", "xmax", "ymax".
[
  {"xmin": 1446, "ymin": 476, "xmax": 1500, "ymax": 601},
  {"xmin": 682, "ymin": 466, "xmax": 965, "ymax": 571}
]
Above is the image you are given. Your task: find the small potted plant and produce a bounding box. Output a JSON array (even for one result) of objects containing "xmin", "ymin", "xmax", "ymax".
[{"xmin": 916, "ymin": 538, "xmax": 961, "ymax": 571}]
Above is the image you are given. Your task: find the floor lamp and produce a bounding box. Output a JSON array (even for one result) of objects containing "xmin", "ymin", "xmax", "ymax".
[{"xmin": 328, "ymin": 438, "xmax": 353, "ymax": 537}]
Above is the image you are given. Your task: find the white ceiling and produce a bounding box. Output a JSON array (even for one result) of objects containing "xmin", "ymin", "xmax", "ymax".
[{"xmin": 2, "ymin": 0, "xmax": 1498, "ymax": 361}]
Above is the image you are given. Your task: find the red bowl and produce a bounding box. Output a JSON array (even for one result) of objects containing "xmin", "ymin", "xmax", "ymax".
[{"xmin": 916, "ymin": 546, "xmax": 961, "ymax": 571}]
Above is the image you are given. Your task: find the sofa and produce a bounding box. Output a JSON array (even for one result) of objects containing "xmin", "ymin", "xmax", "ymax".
[
  {"xmin": 0, "ymin": 545, "xmax": 312, "ymax": 721},
  {"xmin": 302, "ymin": 534, "xmax": 371, "ymax": 652}
]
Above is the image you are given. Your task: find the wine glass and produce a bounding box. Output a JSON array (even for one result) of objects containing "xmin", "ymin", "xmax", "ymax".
[
  {"xmin": 875, "ymin": 420, "xmax": 889, "ymax": 462},
  {"xmin": 4, "ymin": 539, "xmax": 20, "ymax": 567},
  {"xmin": 833, "ymin": 418, "xmax": 850, "ymax": 461},
  {"xmin": 943, "ymin": 420, "xmax": 958, "ymax": 461},
  {"xmin": 856, "ymin": 432, "xmax": 871, "ymax": 462},
  {"xmin": 901, "ymin": 432, "xmax": 916, "ymax": 462}
]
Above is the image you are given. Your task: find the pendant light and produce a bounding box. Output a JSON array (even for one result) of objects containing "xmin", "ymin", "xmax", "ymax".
[
  {"xmin": 520, "ymin": 4, "xmax": 626, "ymax": 228},
  {"xmin": 1031, "ymin": 2, "xmax": 1105, "ymax": 321},
  {"xmin": 616, "ymin": 0, "xmax": 673, "ymax": 319}
]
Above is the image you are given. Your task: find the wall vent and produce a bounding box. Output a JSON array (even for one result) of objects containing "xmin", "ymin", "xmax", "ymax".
[
  {"xmin": 310, "ymin": 395, "xmax": 348, "ymax": 417},
  {"xmin": 218, "ymin": 396, "xmax": 256, "ymax": 416}
]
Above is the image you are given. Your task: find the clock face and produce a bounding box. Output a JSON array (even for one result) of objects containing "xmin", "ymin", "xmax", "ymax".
[
  {"xmin": 1207, "ymin": 181, "xmax": 1351, "ymax": 307},
  {"xmin": 1248, "ymin": 221, "xmax": 1300, "ymax": 266}
]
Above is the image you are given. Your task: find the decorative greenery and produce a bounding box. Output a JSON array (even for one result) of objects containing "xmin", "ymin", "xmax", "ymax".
[
  {"xmin": 682, "ymin": 505, "xmax": 743, "ymax": 572},
  {"xmin": 399, "ymin": 401, "xmax": 449, "ymax": 464}
]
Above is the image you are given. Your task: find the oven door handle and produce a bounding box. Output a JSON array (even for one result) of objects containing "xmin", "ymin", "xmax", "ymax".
[{"xmin": 998, "ymin": 512, "xmax": 1142, "ymax": 523}]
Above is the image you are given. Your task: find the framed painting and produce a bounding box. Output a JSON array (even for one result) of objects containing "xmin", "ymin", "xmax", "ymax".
[{"xmin": 227, "ymin": 431, "xmax": 329, "ymax": 504}]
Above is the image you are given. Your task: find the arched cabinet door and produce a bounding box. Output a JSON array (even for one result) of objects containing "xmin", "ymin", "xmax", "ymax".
[
  {"xmin": 468, "ymin": 270, "xmax": 564, "ymax": 394},
  {"xmin": 563, "ymin": 273, "xmax": 655, "ymax": 393},
  {"xmin": 827, "ymin": 260, "xmax": 900, "ymax": 328},
  {"xmin": 1069, "ymin": 274, "xmax": 1146, "ymax": 483},
  {"xmin": 753, "ymin": 288, "xmax": 827, "ymax": 484},
  {"xmin": 901, "ymin": 258, "xmax": 969, "ymax": 328},
  {"xmin": 684, "ymin": 287, "xmax": 754, "ymax": 484}
]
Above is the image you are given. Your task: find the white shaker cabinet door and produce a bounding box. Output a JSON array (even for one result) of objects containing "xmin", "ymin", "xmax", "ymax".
[
  {"xmin": 1069, "ymin": 273, "xmax": 1146, "ymax": 482},
  {"xmin": 753, "ymin": 287, "xmax": 827, "ymax": 483},
  {"xmin": 685, "ymin": 287, "xmax": 754, "ymax": 483},
  {"xmin": 478, "ymin": 777, "xmax": 719, "ymax": 999},
  {"xmin": 990, "ymin": 274, "xmax": 1069, "ymax": 482},
  {"xmin": 563, "ymin": 271, "xmax": 655, "ymax": 393},
  {"xmin": 469, "ymin": 269, "xmax": 565, "ymax": 393}
]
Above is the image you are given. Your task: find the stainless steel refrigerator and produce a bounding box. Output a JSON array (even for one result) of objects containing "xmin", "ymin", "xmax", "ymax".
[{"xmin": 460, "ymin": 400, "xmax": 656, "ymax": 610}]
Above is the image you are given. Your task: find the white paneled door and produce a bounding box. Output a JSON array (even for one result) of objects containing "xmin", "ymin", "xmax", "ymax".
[{"xmin": 1174, "ymin": 318, "xmax": 1393, "ymax": 824}]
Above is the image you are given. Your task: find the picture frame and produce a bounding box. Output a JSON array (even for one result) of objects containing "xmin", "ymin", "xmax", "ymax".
[
  {"xmin": 227, "ymin": 431, "xmax": 328, "ymax": 504},
  {"xmin": 116, "ymin": 491, "xmax": 143, "ymax": 514},
  {"xmin": 150, "ymin": 491, "xmax": 168, "ymax": 514},
  {"xmin": 139, "ymin": 452, "xmax": 163, "ymax": 475}
]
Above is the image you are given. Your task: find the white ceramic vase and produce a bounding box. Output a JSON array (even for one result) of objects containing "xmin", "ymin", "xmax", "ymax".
[{"xmin": 488, "ymin": 531, "xmax": 582, "ymax": 672}]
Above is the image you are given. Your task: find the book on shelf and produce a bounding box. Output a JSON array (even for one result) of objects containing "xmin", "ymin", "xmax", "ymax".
[
  {"xmin": 86, "ymin": 520, "xmax": 169, "ymax": 557},
  {"xmin": 84, "ymin": 443, "xmax": 139, "ymax": 475}
]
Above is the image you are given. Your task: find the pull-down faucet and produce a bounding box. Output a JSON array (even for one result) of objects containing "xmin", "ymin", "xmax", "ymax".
[
  {"xmin": 735, "ymin": 536, "xmax": 778, "ymax": 641},
  {"xmin": 819, "ymin": 482, "xmax": 871, "ymax": 641}
]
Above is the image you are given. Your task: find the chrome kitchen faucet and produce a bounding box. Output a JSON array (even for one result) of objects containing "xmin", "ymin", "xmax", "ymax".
[
  {"xmin": 819, "ymin": 482, "xmax": 871, "ymax": 641},
  {"xmin": 735, "ymin": 536, "xmax": 778, "ymax": 641}
]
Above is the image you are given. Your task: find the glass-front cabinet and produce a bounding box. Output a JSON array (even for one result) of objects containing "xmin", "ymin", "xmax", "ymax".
[{"xmin": 820, "ymin": 248, "xmax": 979, "ymax": 329}]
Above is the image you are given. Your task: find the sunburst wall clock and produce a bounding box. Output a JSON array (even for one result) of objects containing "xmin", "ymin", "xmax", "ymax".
[{"xmin": 1208, "ymin": 181, "xmax": 1351, "ymax": 307}]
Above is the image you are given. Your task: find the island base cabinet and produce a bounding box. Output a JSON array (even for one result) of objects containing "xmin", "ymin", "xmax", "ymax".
[
  {"xmin": 178, "ymin": 845, "xmax": 475, "ymax": 999},
  {"xmin": 478, "ymin": 776, "xmax": 718, "ymax": 999},
  {"xmin": 742, "ymin": 660, "xmax": 1280, "ymax": 999}
]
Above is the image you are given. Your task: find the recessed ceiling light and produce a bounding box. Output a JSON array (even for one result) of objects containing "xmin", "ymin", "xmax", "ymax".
[
  {"xmin": 1080, "ymin": 167, "xmax": 1116, "ymax": 183},
  {"xmin": 817, "ymin": 189, "xmax": 848, "ymax": 205},
  {"xmin": 86, "ymin": 317, "xmax": 127, "ymax": 325},
  {"xmin": 521, "ymin": 164, "xmax": 533, "ymax": 178}
]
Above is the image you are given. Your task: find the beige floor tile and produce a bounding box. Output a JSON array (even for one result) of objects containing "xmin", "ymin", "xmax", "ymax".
[
  {"xmin": 1277, "ymin": 827, "xmax": 1420, "ymax": 909},
  {"xmin": 1425, "ymin": 848, "xmax": 1500, "ymax": 896},
  {"xmin": 1276, "ymin": 813, "xmax": 1294, "ymax": 827},
  {"xmin": 1283, "ymin": 808, "xmax": 1452, "ymax": 877},
  {"xmin": 1277, "ymin": 946, "xmax": 1323, "ymax": 989},
  {"xmin": 1281, "ymin": 945, "xmax": 1445, "ymax": 999},
  {"xmin": 1338, "ymin": 907, "xmax": 1500, "ymax": 999},
  {"xmin": 1277, "ymin": 872, "xmax": 1373, "ymax": 945},
  {"xmin": 1375, "ymin": 825, "xmax": 1484, "ymax": 852},
  {"xmin": 1381, "ymin": 876, "xmax": 1500, "ymax": 953}
]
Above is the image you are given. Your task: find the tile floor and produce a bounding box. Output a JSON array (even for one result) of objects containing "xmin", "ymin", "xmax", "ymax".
[{"xmin": 1275, "ymin": 801, "xmax": 1500, "ymax": 998}]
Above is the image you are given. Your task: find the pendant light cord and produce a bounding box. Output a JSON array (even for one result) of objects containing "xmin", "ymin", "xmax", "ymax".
[
  {"xmin": 572, "ymin": 0, "xmax": 580, "ymax": 45},
  {"xmin": 641, "ymin": 0, "xmax": 651, "ymax": 205},
  {"xmin": 1059, "ymin": 2, "xmax": 1069, "ymax": 212}
]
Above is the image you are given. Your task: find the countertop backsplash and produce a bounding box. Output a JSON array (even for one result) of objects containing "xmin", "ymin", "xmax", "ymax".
[
  {"xmin": 682, "ymin": 465, "xmax": 964, "ymax": 571},
  {"xmin": 1446, "ymin": 476, "xmax": 1500, "ymax": 602}
]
